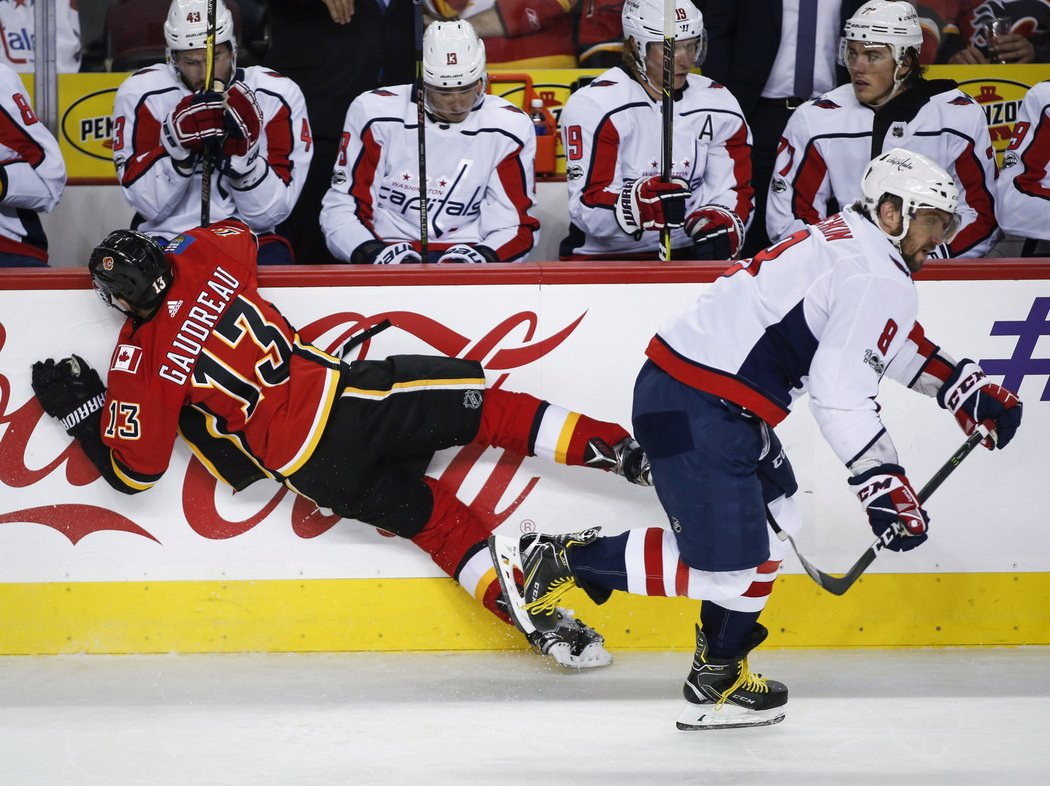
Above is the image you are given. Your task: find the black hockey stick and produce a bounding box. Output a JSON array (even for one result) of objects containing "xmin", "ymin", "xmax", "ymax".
[
  {"xmin": 658, "ymin": 0, "xmax": 674, "ymax": 262},
  {"xmin": 413, "ymin": 0, "xmax": 430, "ymax": 260},
  {"xmin": 199, "ymin": 0, "xmax": 218, "ymax": 228},
  {"xmin": 777, "ymin": 430, "xmax": 984, "ymax": 596}
]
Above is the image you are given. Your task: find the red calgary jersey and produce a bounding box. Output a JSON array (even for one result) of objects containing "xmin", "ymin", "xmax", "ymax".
[{"xmin": 100, "ymin": 220, "xmax": 342, "ymax": 491}]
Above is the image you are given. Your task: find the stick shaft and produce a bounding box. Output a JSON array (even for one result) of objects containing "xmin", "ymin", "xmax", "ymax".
[
  {"xmin": 199, "ymin": 0, "xmax": 218, "ymax": 228},
  {"xmin": 659, "ymin": 0, "xmax": 675, "ymax": 261},
  {"xmin": 414, "ymin": 0, "xmax": 429, "ymax": 259}
]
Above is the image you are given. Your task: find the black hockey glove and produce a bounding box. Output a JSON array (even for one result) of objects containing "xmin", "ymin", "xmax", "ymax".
[{"xmin": 31, "ymin": 355, "xmax": 107, "ymax": 437}]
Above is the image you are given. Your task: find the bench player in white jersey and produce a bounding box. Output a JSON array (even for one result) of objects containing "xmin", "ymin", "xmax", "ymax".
[
  {"xmin": 320, "ymin": 21, "xmax": 539, "ymax": 264},
  {"xmin": 492, "ymin": 149, "xmax": 1022, "ymax": 729},
  {"xmin": 0, "ymin": 62, "xmax": 66, "ymax": 267},
  {"xmin": 997, "ymin": 80, "xmax": 1050, "ymax": 256},
  {"xmin": 767, "ymin": 1, "xmax": 999, "ymax": 258},
  {"xmin": 111, "ymin": 0, "xmax": 312, "ymax": 264},
  {"xmin": 557, "ymin": 0, "xmax": 753, "ymax": 261}
]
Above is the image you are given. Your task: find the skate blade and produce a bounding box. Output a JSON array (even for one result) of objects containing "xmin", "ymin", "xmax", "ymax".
[
  {"xmin": 543, "ymin": 642, "xmax": 614, "ymax": 670},
  {"xmin": 675, "ymin": 702, "xmax": 785, "ymax": 731},
  {"xmin": 487, "ymin": 535, "xmax": 537, "ymax": 636}
]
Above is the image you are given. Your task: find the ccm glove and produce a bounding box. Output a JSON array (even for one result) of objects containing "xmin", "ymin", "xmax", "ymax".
[
  {"xmin": 162, "ymin": 91, "xmax": 226, "ymax": 161},
  {"xmin": 615, "ymin": 176, "xmax": 689, "ymax": 237},
  {"xmin": 685, "ymin": 206, "xmax": 744, "ymax": 260},
  {"xmin": 31, "ymin": 355, "xmax": 107, "ymax": 437},
  {"xmin": 848, "ymin": 464, "xmax": 929, "ymax": 552},
  {"xmin": 937, "ymin": 359, "xmax": 1022, "ymax": 450},
  {"xmin": 436, "ymin": 244, "xmax": 497, "ymax": 264}
]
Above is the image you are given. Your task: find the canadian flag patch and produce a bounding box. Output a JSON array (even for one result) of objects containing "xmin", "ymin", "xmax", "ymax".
[{"xmin": 112, "ymin": 344, "xmax": 142, "ymax": 373}]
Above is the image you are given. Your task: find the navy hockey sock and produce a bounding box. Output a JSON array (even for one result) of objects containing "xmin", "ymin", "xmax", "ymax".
[{"xmin": 700, "ymin": 602, "xmax": 761, "ymax": 658}]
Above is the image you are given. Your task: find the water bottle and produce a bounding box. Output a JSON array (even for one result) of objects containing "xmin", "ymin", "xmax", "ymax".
[{"xmin": 530, "ymin": 98, "xmax": 549, "ymax": 136}]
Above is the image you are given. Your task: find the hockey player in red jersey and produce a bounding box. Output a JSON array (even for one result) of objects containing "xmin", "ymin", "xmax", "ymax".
[
  {"xmin": 492, "ymin": 149, "xmax": 1022, "ymax": 727},
  {"xmin": 30, "ymin": 219, "xmax": 653, "ymax": 669}
]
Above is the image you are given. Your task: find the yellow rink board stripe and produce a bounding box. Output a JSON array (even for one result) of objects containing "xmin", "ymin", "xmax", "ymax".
[{"xmin": 2, "ymin": 573, "xmax": 1048, "ymax": 655}]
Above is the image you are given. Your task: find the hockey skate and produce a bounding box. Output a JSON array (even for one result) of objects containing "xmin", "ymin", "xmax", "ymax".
[
  {"xmin": 676, "ymin": 623, "xmax": 787, "ymax": 730},
  {"xmin": 584, "ymin": 437, "xmax": 653, "ymax": 486},
  {"xmin": 529, "ymin": 608, "xmax": 613, "ymax": 669},
  {"xmin": 489, "ymin": 528, "xmax": 601, "ymax": 636}
]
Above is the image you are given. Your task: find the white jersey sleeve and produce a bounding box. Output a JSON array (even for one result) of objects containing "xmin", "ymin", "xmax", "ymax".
[
  {"xmin": 226, "ymin": 68, "xmax": 313, "ymax": 230},
  {"xmin": 321, "ymin": 85, "xmax": 538, "ymax": 263},
  {"xmin": 0, "ymin": 64, "xmax": 65, "ymax": 213},
  {"xmin": 766, "ymin": 101, "xmax": 833, "ymax": 242},
  {"xmin": 996, "ymin": 80, "xmax": 1050, "ymax": 242}
]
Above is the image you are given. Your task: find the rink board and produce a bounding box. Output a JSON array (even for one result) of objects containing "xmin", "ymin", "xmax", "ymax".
[{"xmin": 1, "ymin": 262, "xmax": 1048, "ymax": 654}]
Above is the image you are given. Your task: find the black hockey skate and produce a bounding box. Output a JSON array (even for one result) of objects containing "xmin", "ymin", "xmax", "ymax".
[
  {"xmin": 676, "ymin": 623, "xmax": 787, "ymax": 730},
  {"xmin": 584, "ymin": 437, "xmax": 653, "ymax": 486},
  {"xmin": 528, "ymin": 608, "xmax": 613, "ymax": 669},
  {"xmin": 488, "ymin": 528, "xmax": 600, "ymax": 636}
]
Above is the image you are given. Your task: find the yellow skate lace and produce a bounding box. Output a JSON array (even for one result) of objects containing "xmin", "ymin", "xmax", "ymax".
[
  {"xmin": 523, "ymin": 576, "xmax": 578, "ymax": 617},
  {"xmin": 716, "ymin": 656, "xmax": 770, "ymax": 708}
]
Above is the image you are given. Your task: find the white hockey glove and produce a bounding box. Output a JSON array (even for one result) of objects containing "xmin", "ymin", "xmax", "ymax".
[
  {"xmin": 685, "ymin": 206, "xmax": 745, "ymax": 260},
  {"xmin": 615, "ymin": 176, "xmax": 689, "ymax": 238},
  {"xmin": 372, "ymin": 242, "xmax": 423, "ymax": 265},
  {"xmin": 436, "ymin": 244, "xmax": 496, "ymax": 264}
]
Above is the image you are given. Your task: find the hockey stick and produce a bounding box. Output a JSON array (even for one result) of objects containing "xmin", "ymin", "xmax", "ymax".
[
  {"xmin": 778, "ymin": 430, "xmax": 985, "ymax": 596},
  {"xmin": 659, "ymin": 0, "xmax": 675, "ymax": 262},
  {"xmin": 413, "ymin": 0, "xmax": 430, "ymax": 260},
  {"xmin": 199, "ymin": 0, "xmax": 218, "ymax": 228}
]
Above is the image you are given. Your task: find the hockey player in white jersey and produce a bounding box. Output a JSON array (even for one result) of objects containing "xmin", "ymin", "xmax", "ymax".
[
  {"xmin": 557, "ymin": 0, "xmax": 753, "ymax": 261},
  {"xmin": 320, "ymin": 21, "xmax": 539, "ymax": 264},
  {"xmin": 767, "ymin": 0, "xmax": 999, "ymax": 258},
  {"xmin": 111, "ymin": 0, "xmax": 312, "ymax": 264},
  {"xmin": 492, "ymin": 149, "xmax": 1022, "ymax": 729},
  {"xmin": 0, "ymin": 62, "xmax": 66, "ymax": 267},
  {"xmin": 996, "ymin": 80, "xmax": 1050, "ymax": 256}
]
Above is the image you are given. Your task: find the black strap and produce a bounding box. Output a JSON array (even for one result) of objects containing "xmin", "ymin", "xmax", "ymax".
[{"xmin": 340, "ymin": 319, "xmax": 392, "ymax": 358}]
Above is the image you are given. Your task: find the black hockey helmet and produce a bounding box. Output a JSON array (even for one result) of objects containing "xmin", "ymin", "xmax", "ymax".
[{"xmin": 88, "ymin": 230, "xmax": 172, "ymax": 318}]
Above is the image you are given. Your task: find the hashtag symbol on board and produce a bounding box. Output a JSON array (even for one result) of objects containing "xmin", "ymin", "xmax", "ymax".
[{"xmin": 979, "ymin": 297, "xmax": 1050, "ymax": 401}]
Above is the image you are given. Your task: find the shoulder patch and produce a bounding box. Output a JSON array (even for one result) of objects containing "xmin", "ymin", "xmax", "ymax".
[
  {"xmin": 589, "ymin": 79, "xmax": 618, "ymax": 88},
  {"xmin": 164, "ymin": 234, "xmax": 194, "ymax": 255},
  {"xmin": 814, "ymin": 99, "xmax": 840, "ymax": 109},
  {"xmin": 371, "ymin": 89, "xmax": 397, "ymax": 97},
  {"xmin": 111, "ymin": 344, "xmax": 143, "ymax": 374},
  {"xmin": 502, "ymin": 104, "xmax": 525, "ymax": 114},
  {"xmin": 950, "ymin": 95, "xmax": 975, "ymax": 106}
]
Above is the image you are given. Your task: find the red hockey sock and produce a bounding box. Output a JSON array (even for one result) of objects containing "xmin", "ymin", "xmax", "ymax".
[
  {"xmin": 410, "ymin": 476, "xmax": 511, "ymax": 625},
  {"xmin": 476, "ymin": 389, "xmax": 630, "ymax": 467}
]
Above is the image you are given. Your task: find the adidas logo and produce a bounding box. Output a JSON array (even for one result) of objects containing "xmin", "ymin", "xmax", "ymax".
[{"xmin": 167, "ymin": 299, "xmax": 183, "ymax": 317}]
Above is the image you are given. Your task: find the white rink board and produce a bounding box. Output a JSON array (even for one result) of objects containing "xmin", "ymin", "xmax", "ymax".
[{"xmin": 1, "ymin": 274, "xmax": 1047, "ymax": 584}]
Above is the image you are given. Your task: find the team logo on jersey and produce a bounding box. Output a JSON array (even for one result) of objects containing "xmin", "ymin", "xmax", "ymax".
[
  {"xmin": 1002, "ymin": 151, "xmax": 1019, "ymax": 170},
  {"xmin": 463, "ymin": 389, "xmax": 483, "ymax": 409},
  {"xmin": 770, "ymin": 177, "xmax": 787, "ymax": 193},
  {"xmin": 111, "ymin": 344, "xmax": 142, "ymax": 374},
  {"xmin": 863, "ymin": 348, "xmax": 885, "ymax": 376},
  {"xmin": 331, "ymin": 170, "xmax": 347, "ymax": 186},
  {"xmin": 890, "ymin": 122, "xmax": 905, "ymax": 138},
  {"xmin": 566, "ymin": 164, "xmax": 584, "ymax": 181}
]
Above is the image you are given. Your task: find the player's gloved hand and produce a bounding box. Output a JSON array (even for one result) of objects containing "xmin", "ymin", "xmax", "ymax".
[
  {"xmin": 685, "ymin": 206, "xmax": 744, "ymax": 260},
  {"xmin": 848, "ymin": 464, "xmax": 929, "ymax": 552},
  {"xmin": 615, "ymin": 176, "xmax": 689, "ymax": 238},
  {"xmin": 222, "ymin": 80, "xmax": 263, "ymax": 158},
  {"xmin": 30, "ymin": 355, "xmax": 107, "ymax": 437},
  {"xmin": 162, "ymin": 90, "xmax": 226, "ymax": 162},
  {"xmin": 937, "ymin": 359, "xmax": 1022, "ymax": 450},
  {"xmin": 436, "ymin": 244, "xmax": 496, "ymax": 264},
  {"xmin": 371, "ymin": 242, "xmax": 423, "ymax": 265}
]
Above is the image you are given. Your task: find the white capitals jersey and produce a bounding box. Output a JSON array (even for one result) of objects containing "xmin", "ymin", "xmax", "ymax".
[
  {"xmin": 320, "ymin": 84, "xmax": 539, "ymax": 263},
  {"xmin": 768, "ymin": 82, "xmax": 999, "ymax": 258},
  {"xmin": 646, "ymin": 208, "xmax": 944, "ymax": 470},
  {"xmin": 997, "ymin": 80, "xmax": 1050, "ymax": 242},
  {"xmin": 112, "ymin": 65, "xmax": 312, "ymax": 238},
  {"xmin": 559, "ymin": 66, "xmax": 753, "ymax": 258},
  {"xmin": 0, "ymin": 0, "xmax": 80, "ymax": 73},
  {"xmin": 0, "ymin": 63, "xmax": 65, "ymax": 262}
]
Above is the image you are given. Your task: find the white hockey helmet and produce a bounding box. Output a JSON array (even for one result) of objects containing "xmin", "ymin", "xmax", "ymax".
[
  {"xmin": 423, "ymin": 21, "xmax": 487, "ymax": 88},
  {"xmin": 622, "ymin": 0, "xmax": 707, "ymax": 74},
  {"xmin": 860, "ymin": 147, "xmax": 960, "ymax": 247},
  {"xmin": 165, "ymin": 0, "xmax": 236, "ymax": 52},
  {"xmin": 841, "ymin": 1, "xmax": 923, "ymax": 67}
]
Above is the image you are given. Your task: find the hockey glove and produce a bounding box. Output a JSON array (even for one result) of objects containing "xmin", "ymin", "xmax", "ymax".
[
  {"xmin": 371, "ymin": 242, "xmax": 423, "ymax": 265},
  {"xmin": 848, "ymin": 464, "xmax": 929, "ymax": 552},
  {"xmin": 685, "ymin": 206, "xmax": 744, "ymax": 260},
  {"xmin": 436, "ymin": 244, "xmax": 497, "ymax": 264},
  {"xmin": 937, "ymin": 359, "xmax": 1022, "ymax": 450},
  {"xmin": 162, "ymin": 91, "xmax": 226, "ymax": 161},
  {"xmin": 31, "ymin": 355, "xmax": 107, "ymax": 438},
  {"xmin": 615, "ymin": 176, "xmax": 689, "ymax": 238},
  {"xmin": 222, "ymin": 80, "xmax": 263, "ymax": 158}
]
